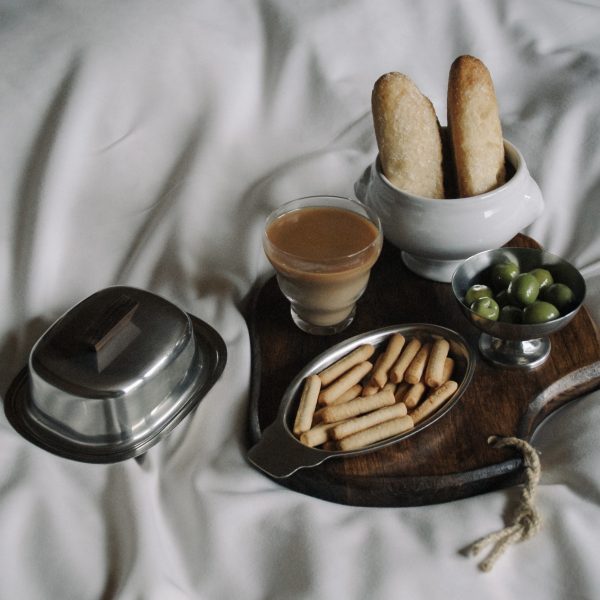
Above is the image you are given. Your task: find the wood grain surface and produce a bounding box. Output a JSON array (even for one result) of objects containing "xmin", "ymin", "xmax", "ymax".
[{"xmin": 245, "ymin": 235, "xmax": 600, "ymax": 506}]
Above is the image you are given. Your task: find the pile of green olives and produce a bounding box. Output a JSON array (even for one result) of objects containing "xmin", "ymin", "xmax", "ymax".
[{"xmin": 464, "ymin": 261, "xmax": 576, "ymax": 324}]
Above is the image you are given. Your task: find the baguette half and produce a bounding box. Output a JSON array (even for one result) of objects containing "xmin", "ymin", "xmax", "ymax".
[
  {"xmin": 447, "ymin": 55, "xmax": 505, "ymax": 197},
  {"xmin": 372, "ymin": 72, "xmax": 445, "ymax": 198}
]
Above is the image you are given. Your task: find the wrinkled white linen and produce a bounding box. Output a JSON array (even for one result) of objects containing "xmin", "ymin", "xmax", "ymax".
[{"xmin": 1, "ymin": 1, "xmax": 600, "ymax": 598}]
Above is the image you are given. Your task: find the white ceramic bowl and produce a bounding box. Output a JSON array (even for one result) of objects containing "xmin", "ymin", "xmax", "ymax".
[{"xmin": 354, "ymin": 140, "xmax": 544, "ymax": 282}]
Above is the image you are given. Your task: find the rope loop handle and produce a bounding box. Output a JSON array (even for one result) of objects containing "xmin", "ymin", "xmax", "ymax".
[{"xmin": 465, "ymin": 435, "xmax": 542, "ymax": 572}]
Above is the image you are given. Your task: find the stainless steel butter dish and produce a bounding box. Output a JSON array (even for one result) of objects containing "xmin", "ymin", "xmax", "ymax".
[{"xmin": 4, "ymin": 286, "xmax": 227, "ymax": 463}]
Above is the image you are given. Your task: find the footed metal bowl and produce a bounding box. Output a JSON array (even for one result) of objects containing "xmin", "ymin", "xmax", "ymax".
[{"xmin": 451, "ymin": 247, "xmax": 586, "ymax": 369}]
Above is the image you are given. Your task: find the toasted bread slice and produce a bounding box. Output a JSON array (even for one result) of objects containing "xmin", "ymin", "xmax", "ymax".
[
  {"xmin": 372, "ymin": 72, "xmax": 445, "ymax": 198},
  {"xmin": 447, "ymin": 55, "xmax": 505, "ymax": 197}
]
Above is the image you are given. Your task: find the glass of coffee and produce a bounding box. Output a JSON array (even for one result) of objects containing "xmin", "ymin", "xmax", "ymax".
[{"xmin": 263, "ymin": 195, "xmax": 383, "ymax": 335}]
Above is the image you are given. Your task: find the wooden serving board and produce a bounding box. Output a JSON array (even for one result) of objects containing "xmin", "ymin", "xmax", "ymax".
[{"xmin": 245, "ymin": 235, "xmax": 600, "ymax": 506}]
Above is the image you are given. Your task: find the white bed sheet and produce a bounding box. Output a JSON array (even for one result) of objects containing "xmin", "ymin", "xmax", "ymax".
[{"xmin": 1, "ymin": 1, "xmax": 600, "ymax": 598}]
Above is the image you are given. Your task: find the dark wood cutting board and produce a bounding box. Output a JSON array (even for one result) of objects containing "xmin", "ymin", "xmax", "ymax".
[{"xmin": 245, "ymin": 235, "xmax": 600, "ymax": 506}]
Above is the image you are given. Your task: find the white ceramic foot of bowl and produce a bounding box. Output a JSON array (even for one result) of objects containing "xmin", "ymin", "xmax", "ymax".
[{"xmin": 401, "ymin": 252, "xmax": 464, "ymax": 283}]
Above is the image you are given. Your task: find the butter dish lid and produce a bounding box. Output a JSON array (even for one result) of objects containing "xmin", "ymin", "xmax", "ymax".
[{"xmin": 4, "ymin": 286, "xmax": 227, "ymax": 463}]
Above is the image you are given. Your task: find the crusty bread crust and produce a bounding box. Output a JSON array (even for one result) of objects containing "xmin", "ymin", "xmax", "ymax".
[
  {"xmin": 447, "ymin": 55, "xmax": 505, "ymax": 197},
  {"xmin": 372, "ymin": 72, "xmax": 445, "ymax": 198}
]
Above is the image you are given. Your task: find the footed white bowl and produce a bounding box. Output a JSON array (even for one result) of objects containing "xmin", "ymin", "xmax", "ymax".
[{"xmin": 354, "ymin": 140, "xmax": 544, "ymax": 282}]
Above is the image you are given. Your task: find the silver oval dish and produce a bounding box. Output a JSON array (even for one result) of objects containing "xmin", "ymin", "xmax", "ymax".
[
  {"xmin": 247, "ymin": 323, "xmax": 476, "ymax": 479},
  {"xmin": 4, "ymin": 286, "xmax": 227, "ymax": 463}
]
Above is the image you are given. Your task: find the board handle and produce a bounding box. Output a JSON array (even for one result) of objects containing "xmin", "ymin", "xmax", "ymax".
[{"xmin": 518, "ymin": 360, "xmax": 600, "ymax": 440}]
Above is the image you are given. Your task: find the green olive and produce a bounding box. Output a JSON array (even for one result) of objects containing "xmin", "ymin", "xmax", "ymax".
[
  {"xmin": 465, "ymin": 284, "xmax": 494, "ymax": 306},
  {"xmin": 542, "ymin": 283, "xmax": 576, "ymax": 314},
  {"xmin": 523, "ymin": 301, "xmax": 560, "ymax": 324},
  {"xmin": 499, "ymin": 305, "xmax": 523, "ymax": 324},
  {"xmin": 529, "ymin": 268, "xmax": 554, "ymax": 290},
  {"xmin": 495, "ymin": 289, "xmax": 512, "ymax": 308},
  {"xmin": 508, "ymin": 273, "xmax": 540, "ymax": 306},
  {"xmin": 490, "ymin": 262, "xmax": 519, "ymax": 291},
  {"xmin": 470, "ymin": 297, "xmax": 500, "ymax": 321}
]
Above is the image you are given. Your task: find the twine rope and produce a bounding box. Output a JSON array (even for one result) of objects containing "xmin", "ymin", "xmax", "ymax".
[{"xmin": 466, "ymin": 435, "xmax": 542, "ymax": 572}]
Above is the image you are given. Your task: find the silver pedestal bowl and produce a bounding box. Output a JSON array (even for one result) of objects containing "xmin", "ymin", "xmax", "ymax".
[{"xmin": 451, "ymin": 247, "xmax": 586, "ymax": 369}]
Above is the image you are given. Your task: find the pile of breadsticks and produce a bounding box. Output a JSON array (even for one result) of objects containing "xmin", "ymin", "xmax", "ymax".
[
  {"xmin": 371, "ymin": 54, "xmax": 505, "ymax": 198},
  {"xmin": 292, "ymin": 332, "xmax": 458, "ymax": 451}
]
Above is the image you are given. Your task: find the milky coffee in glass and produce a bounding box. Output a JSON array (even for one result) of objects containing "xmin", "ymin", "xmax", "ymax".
[{"xmin": 263, "ymin": 196, "xmax": 382, "ymax": 335}]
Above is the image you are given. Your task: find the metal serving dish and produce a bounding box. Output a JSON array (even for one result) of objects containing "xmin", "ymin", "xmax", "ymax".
[
  {"xmin": 4, "ymin": 286, "xmax": 227, "ymax": 463},
  {"xmin": 247, "ymin": 323, "xmax": 476, "ymax": 479}
]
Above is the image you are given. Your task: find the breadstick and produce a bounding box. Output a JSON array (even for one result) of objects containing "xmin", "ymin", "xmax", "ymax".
[
  {"xmin": 318, "ymin": 344, "xmax": 375, "ymax": 386},
  {"xmin": 326, "ymin": 384, "xmax": 362, "ymax": 405},
  {"xmin": 411, "ymin": 380, "xmax": 458, "ymax": 424},
  {"xmin": 440, "ymin": 357, "xmax": 455, "ymax": 385},
  {"xmin": 382, "ymin": 382, "xmax": 397, "ymax": 395},
  {"xmin": 363, "ymin": 353, "xmax": 385, "ymax": 394},
  {"xmin": 394, "ymin": 381, "xmax": 411, "ymax": 403},
  {"xmin": 447, "ymin": 55, "xmax": 505, "ymax": 197},
  {"xmin": 299, "ymin": 422, "xmax": 339, "ymax": 448},
  {"xmin": 330, "ymin": 402, "xmax": 408, "ymax": 441},
  {"xmin": 293, "ymin": 375, "xmax": 321, "ymax": 435},
  {"xmin": 424, "ymin": 338, "xmax": 450, "ymax": 388},
  {"xmin": 369, "ymin": 333, "xmax": 406, "ymax": 388},
  {"xmin": 311, "ymin": 405, "xmax": 326, "ymax": 424},
  {"xmin": 363, "ymin": 382, "xmax": 397, "ymax": 397},
  {"xmin": 363, "ymin": 379, "xmax": 396, "ymax": 397},
  {"xmin": 404, "ymin": 342, "xmax": 432, "ymax": 384},
  {"xmin": 361, "ymin": 384, "xmax": 380, "ymax": 396},
  {"xmin": 336, "ymin": 415, "xmax": 415, "ymax": 451},
  {"xmin": 315, "ymin": 382, "xmax": 391, "ymax": 420},
  {"xmin": 389, "ymin": 338, "xmax": 422, "ymax": 383},
  {"xmin": 318, "ymin": 389, "xmax": 395, "ymax": 424},
  {"xmin": 318, "ymin": 361, "xmax": 373, "ymax": 405},
  {"xmin": 403, "ymin": 381, "xmax": 427, "ymax": 409},
  {"xmin": 372, "ymin": 72, "xmax": 445, "ymax": 198}
]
